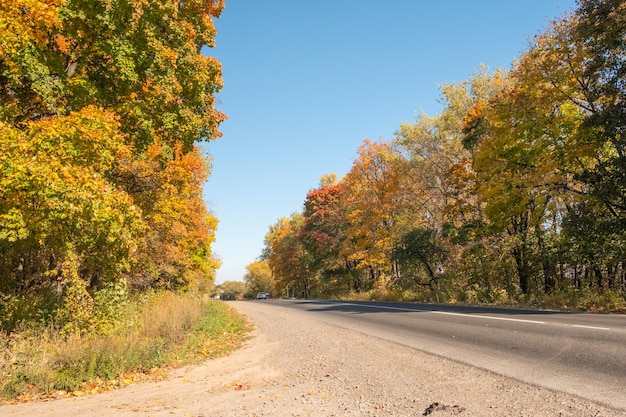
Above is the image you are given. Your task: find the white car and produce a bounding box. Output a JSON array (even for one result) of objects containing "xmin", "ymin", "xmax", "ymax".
[{"xmin": 256, "ymin": 292, "xmax": 268, "ymax": 299}]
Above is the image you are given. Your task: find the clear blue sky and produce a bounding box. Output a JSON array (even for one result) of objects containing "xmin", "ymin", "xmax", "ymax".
[{"xmin": 201, "ymin": 0, "xmax": 577, "ymax": 284}]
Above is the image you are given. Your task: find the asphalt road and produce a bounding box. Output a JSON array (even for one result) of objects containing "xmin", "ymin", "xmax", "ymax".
[{"xmin": 261, "ymin": 299, "xmax": 626, "ymax": 410}]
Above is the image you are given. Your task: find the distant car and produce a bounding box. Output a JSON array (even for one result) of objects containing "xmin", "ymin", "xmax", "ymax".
[{"xmin": 256, "ymin": 292, "xmax": 268, "ymax": 299}]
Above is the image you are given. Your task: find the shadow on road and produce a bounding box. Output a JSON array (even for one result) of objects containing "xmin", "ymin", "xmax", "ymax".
[{"xmin": 283, "ymin": 299, "xmax": 575, "ymax": 317}]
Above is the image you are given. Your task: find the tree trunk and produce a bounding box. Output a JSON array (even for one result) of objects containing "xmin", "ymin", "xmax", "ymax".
[
  {"xmin": 511, "ymin": 245, "xmax": 530, "ymax": 294},
  {"xmin": 509, "ymin": 213, "xmax": 531, "ymax": 294},
  {"xmin": 535, "ymin": 225, "xmax": 556, "ymax": 293}
]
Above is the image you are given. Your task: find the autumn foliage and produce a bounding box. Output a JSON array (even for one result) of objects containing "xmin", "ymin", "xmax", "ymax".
[
  {"xmin": 0, "ymin": 0, "xmax": 225, "ymax": 333},
  {"xmin": 263, "ymin": 0, "xmax": 625, "ymax": 310}
]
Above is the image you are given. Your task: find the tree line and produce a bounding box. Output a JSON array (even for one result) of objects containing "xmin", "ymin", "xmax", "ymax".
[
  {"xmin": 257, "ymin": 0, "xmax": 626, "ymax": 309},
  {"xmin": 0, "ymin": 0, "xmax": 226, "ymax": 333}
]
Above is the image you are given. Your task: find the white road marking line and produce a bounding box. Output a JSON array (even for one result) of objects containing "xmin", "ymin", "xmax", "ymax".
[
  {"xmin": 320, "ymin": 301, "xmax": 614, "ymax": 329},
  {"xmin": 572, "ymin": 325, "xmax": 610, "ymax": 330},
  {"xmin": 349, "ymin": 303, "xmax": 426, "ymax": 313},
  {"xmin": 342, "ymin": 302, "xmax": 546, "ymax": 324},
  {"xmin": 431, "ymin": 310, "xmax": 546, "ymax": 324}
]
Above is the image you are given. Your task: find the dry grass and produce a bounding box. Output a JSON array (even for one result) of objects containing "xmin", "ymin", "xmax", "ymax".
[{"xmin": 0, "ymin": 292, "xmax": 251, "ymax": 403}]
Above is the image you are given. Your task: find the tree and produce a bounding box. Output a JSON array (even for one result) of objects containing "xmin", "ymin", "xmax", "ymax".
[
  {"xmin": 574, "ymin": 0, "xmax": 626, "ymax": 223},
  {"xmin": 568, "ymin": 0, "xmax": 626, "ymax": 289},
  {"xmin": 341, "ymin": 139, "xmax": 414, "ymax": 290},
  {"xmin": 0, "ymin": 107, "xmax": 143, "ymax": 331},
  {"xmin": 254, "ymin": 0, "xmax": 626, "ymax": 302},
  {"xmin": 459, "ymin": 5, "xmax": 625, "ymax": 294},
  {"xmin": 118, "ymin": 141, "xmax": 220, "ymax": 291},
  {"xmin": 300, "ymin": 180, "xmax": 351, "ymax": 295},
  {"xmin": 243, "ymin": 260, "xmax": 275, "ymax": 297},
  {"xmin": 0, "ymin": 0, "xmax": 66, "ymax": 123},
  {"xmin": 0, "ymin": 0, "xmax": 226, "ymax": 331},
  {"xmin": 395, "ymin": 68, "xmax": 510, "ymax": 294},
  {"xmin": 218, "ymin": 281, "xmax": 246, "ymax": 301},
  {"xmin": 464, "ymin": 76, "xmax": 565, "ymax": 294},
  {"xmin": 1, "ymin": 0, "xmax": 226, "ymax": 152},
  {"xmin": 264, "ymin": 214, "xmax": 312, "ymax": 298},
  {"xmin": 392, "ymin": 228, "xmax": 445, "ymax": 291}
]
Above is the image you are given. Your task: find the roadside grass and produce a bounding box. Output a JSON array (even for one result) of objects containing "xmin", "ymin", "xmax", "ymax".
[
  {"xmin": 0, "ymin": 292, "xmax": 251, "ymax": 403},
  {"xmin": 535, "ymin": 288, "xmax": 626, "ymax": 313},
  {"xmin": 341, "ymin": 286, "xmax": 626, "ymax": 313}
]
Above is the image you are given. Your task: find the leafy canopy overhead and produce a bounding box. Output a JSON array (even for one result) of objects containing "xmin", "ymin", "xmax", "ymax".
[{"xmin": 1, "ymin": 0, "xmax": 226, "ymax": 152}]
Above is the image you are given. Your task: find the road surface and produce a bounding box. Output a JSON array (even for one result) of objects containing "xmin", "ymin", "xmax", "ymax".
[
  {"xmin": 265, "ymin": 299, "xmax": 626, "ymax": 410},
  {"xmin": 1, "ymin": 300, "xmax": 624, "ymax": 416}
]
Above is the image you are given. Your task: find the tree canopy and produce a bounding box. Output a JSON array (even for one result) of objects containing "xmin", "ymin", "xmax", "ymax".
[
  {"xmin": 0, "ymin": 0, "xmax": 225, "ymax": 333},
  {"xmin": 262, "ymin": 0, "xmax": 625, "ymax": 308}
]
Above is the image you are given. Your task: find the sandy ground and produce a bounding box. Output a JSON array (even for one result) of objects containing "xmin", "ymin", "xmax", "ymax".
[{"xmin": 1, "ymin": 300, "xmax": 623, "ymax": 417}]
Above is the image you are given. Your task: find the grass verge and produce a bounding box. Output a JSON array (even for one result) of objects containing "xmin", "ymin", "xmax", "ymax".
[
  {"xmin": 340, "ymin": 287, "xmax": 626, "ymax": 313},
  {"xmin": 0, "ymin": 292, "xmax": 251, "ymax": 403}
]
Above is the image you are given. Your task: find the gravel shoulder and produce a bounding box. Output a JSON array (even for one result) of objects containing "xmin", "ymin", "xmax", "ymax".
[{"xmin": 1, "ymin": 300, "xmax": 623, "ymax": 417}]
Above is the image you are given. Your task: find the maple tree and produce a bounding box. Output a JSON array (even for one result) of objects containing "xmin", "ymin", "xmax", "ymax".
[
  {"xmin": 1, "ymin": 0, "xmax": 226, "ymax": 150},
  {"xmin": 0, "ymin": 0, "xmax": 66, "ymax": 122},
  {"xmin": 340, "ymin": 139, "xmax": 415, "ymax": 290},
  {"xmin": 119, "ymin": 141, "xmax": 220, "ymax": 292},
  {"xmin": 300, "ymin": 181, "xmax": 352, "ymax": 295},
  {"xmin": 263, "ymin": 214, "xmax": 312, "ymax": 298},
  {"xmin": 0, "ymin": 0, "xmax": 225, "ymax": 331},
  {"xmin": 0, "ymin": 107, "xmax": 143, "ymax": 331}
]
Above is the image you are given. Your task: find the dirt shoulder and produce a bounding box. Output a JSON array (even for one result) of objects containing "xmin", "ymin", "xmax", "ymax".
[{"xmin": 1, "ymin": 300, "xmax": 622, "ymax": 417}]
